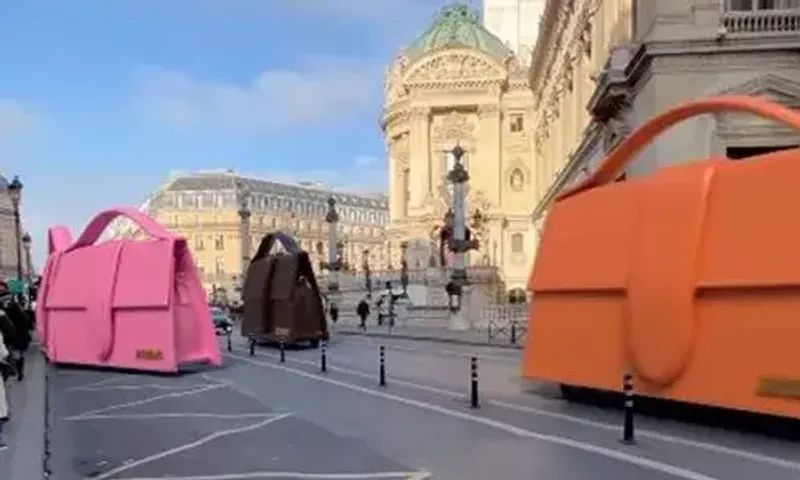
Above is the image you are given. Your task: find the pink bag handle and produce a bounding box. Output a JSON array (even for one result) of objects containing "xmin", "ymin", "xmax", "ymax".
[{"xmin": 67, "ymin": 207, "xmax": 174, "ymax": 252}]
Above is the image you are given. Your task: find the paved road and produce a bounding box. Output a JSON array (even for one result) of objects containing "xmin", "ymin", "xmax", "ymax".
[{"xmin": 46, "ymin": 334, "xmax": 800, "ymax": 480}]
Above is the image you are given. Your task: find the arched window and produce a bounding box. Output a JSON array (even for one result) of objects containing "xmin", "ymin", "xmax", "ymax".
[{"xmin": 511, "ymin": 233, "xmax": 524, "ymax": 254}]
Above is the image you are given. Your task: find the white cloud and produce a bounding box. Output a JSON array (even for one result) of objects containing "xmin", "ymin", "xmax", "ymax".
[
  {"xmin": 255, "ymin": 154, "xmax": 387, "ymax": 196},
  {"xmin": 137, "ymin": 57, "xmax": 384, "ymax": 134},
  {"xmin": 0, "ymin": 99, "xmax": 39, "ymax": 136}
]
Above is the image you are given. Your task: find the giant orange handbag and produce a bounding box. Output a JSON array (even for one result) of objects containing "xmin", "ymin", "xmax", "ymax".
[{"xmin": 524, "ymin": 96, "xmax": 800, "ymax": 419}]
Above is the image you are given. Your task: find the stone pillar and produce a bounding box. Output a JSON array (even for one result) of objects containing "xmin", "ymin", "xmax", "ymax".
[
  {"xmin": 409, "ymin": 106, "xmax": 430, "ymax": 208},
  {"xmin": 235, "ymin": 179, "xmax": 252, "ymax": 291},
  {"xmin": 477, "ymin": 104, "xmax": 501, "ymax": 205},
  {"xmin": 387, "ymin": 137, "xmax": 402, "ymax": 222}
]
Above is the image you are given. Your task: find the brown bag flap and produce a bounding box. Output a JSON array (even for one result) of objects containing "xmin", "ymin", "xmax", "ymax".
[{"xmin": 270, "ymin": 254, "xmax": 298, "ymax": 300}]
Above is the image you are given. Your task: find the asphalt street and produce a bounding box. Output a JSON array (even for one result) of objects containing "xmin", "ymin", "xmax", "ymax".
[{"xmin": 46, "ymin": 333, "xmax": 800, "ymax": 480}]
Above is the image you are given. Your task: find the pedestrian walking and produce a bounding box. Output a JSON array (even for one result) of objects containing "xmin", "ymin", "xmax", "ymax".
[
  {"xmin": 0, "ymin": 323, "xmax": 12, "ymax": 450},
  {"xmin": 356, "ymin": 297, "xmax": 370, "ymax": 332},
  {"xmin": 0, "ymin": 298, "xmax": 30, "ymax": 381}
]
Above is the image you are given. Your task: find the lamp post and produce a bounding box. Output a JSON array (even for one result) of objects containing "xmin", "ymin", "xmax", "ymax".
[
  {"xmin": 235, "ymin": 178, "xmax": 252, "ymax": 299},
  {"xmin": 362, "ymin": 248, "xmax": 372, "ymax": 299},
  {"xmin": 322, "ymin": 196, "xmax": 341, "ymax": 324},
  {"xmin": 22, "ymin": 232, "xmax": 32, "ymax": 307},
  {"xmin": 21, "ymin": 232, "xmax": 32, "ymax": 279},
  {"xmin": 444, "ymin": 145, "xmax": 474, "ymax": 330},
  {"xmin": 399, "ymin": 241, "xmax": 409, "ymax": 297},
  {"xmin": 7, "ymin": 176, "xmax": 23, "ymax": 287}
]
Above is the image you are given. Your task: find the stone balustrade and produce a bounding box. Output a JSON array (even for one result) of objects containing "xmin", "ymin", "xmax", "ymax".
[{"xmin": 722, "ymin": 8, "xmax": 800, "ymax": 35}]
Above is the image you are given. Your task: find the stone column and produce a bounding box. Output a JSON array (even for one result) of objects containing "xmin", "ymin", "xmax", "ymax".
[
  {"xmin": 387, "ymin": 137, "xmax": 402, "ymax": 222},
  {"xmin": 236, "ymin": 179, "xmax": 252, "ymax": 300},
  {"xmin": 409, "ymin": 106, "xmax": 430, "ymax": 208},
  {"xmin": 477, "ymin": 104, "xmax": 501, "ymax": 205}
]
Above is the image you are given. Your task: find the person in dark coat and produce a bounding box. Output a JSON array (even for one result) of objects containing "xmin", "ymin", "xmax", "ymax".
[
  {"xmin": 356, "ymin": 298, "xmax": 370, "ymax": 332},
  {"xmin": 0, "ymin": 297, "xmax": 30, "ymax": 381}
]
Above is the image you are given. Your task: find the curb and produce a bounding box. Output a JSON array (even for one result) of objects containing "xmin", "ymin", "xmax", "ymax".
[{"xmin": 335, "ymin": 329, "xmax": 524, "ymax": 350}]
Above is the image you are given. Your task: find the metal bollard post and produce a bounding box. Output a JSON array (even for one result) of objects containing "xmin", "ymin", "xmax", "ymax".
[
  {"xmin": 226, "ymin": 333, "xmax": 232, "ymax": 352},
  {"xmin": 320, "ymin": 342, "xmax": 327, "ymax": 373},
  {"xmin": 510, "ymin": 322, "xmax": 517, "ymax": 345},
  {"xmin": 621, "ymin": 371, "xmax": 635, "ymax": 444},
  {"xmin": 470, "ymin": 356, "xmax": 479, "ymax": 408},
  {"xmin": 249, "ymin": 339, "xmax": 255, "ymax": 356},
  {"xmin": 279, "ymin": 342, "xmax": 286, "ymax": 363},
  {"xmin": 379, "ymin": 345, "xmax": 386, "ymax": 387}
]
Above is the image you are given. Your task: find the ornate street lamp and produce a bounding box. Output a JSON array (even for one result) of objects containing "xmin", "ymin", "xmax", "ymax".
[
  {"xmin": 362, "ymin": 248, "xmax": 372, "ymax": 298},
  {"xmin": 321, "ymin": 196, "xmax": 341, "ymax": 324},
  {"xmin": 22, "ymin": 231, "xmax": 32, "ymax": 306},
  {"xmin": 444, "ymin": 144, "xmax": 476, "ymax": 329},
  {"xmin": 22, "ymin": 231, "xmax": 32, "ymax": 278},
  {"xmin": 235, "ymin": 178, "xmax": 252, "ymax": 298},
  {"xmin": 399, "ymin": 241, "xmax": 409, "ymax": 297},
  {"xmin": 7, "ymin": 175, "xmax": 23, "ymax": 284}
]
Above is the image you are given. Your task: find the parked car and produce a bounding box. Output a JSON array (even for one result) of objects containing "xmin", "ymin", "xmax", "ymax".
[{"xmin": 211, "ymin": 307, "xmax": 234, "ymax": 336}]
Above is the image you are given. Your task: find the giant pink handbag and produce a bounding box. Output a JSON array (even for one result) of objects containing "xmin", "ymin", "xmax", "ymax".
[{"xmin": 36, "ymin": 207, "xmax": 222, "ymax": 372}]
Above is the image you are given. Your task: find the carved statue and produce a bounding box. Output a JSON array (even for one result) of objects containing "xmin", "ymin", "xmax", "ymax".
[{"xmin": 510, "ymin": 168, "xmax": 525, "ymax": 190}]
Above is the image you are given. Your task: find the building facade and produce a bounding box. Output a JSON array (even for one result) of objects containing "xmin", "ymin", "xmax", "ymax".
[
  {"xmin": 482, "ymin": 0, "xmax": 546, "ymax": 63},
  {"xmin": 528, "ymin": 0, "xmax": 800, "ymax": 241},
  {"xmin": 109, "ymin": 171, "xmax": 389, "ymax": 299},
  {"xmin": 0, "ymin": 174, "xmax": 31, "ymax": 280},
  {"xmin": 382, "ymin": 4, "xmax": 540, "ymax": 290}
]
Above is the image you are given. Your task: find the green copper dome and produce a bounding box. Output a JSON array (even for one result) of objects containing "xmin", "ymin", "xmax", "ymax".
[{"xmin": 404, "ymin": 4, "xmax": 513, "ymax": 62}]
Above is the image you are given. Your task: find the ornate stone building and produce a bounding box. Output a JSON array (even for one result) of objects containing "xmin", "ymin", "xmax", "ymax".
[
  {"xmin": 0, "ymin": 173, "xmax": 31, "ymax": 279},
  {"xmin": 108, "ymin": 170, "xmax": 389, "ymax": 299},
  {"xmin": 527, "ymin": 0, "xmax": 634, "ymax": 233},
  {"xmin": 482, "ymin": 0, "xmax": 546, "ymax": 62},
  {"xmin": 382, "ymin": 4, "xmax": 538, "ymax": 290},
  {"xmin": 528, "ymin": 0, "xmax": 800, "ymax": 242}
]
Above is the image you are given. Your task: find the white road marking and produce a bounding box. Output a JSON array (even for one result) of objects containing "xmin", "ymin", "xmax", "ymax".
[
  {"xmin": 116, "ymin": 471, "xmax": 430, "ymax": 480},
  {"xmin": 67, "ymin": 375, "xmax": 131, "ymax": 390},
  {"xmin": 68, "ymin": 383, "xmax": 215, "ymax": 392},
  {"xmin": 65, "ymin": 383, "xmax": 227, "ymax": 420},
  {"xmin": 64, "ymin": 412, "xmax": 277, "ymax": 421},
  {"xmin": 229, "ymin": 353, "xmax": 719, "ymax": 480},
  {"xmin": 92, "ymin": 412, "xmax": 293, "ymax": 480},
  {"xmin": 243, "ymin": 347, "xmax": 800, "ymax": 472},
  {"xmin": 378, "ymin": 343, "xmax": 519, "ymax": 363}
]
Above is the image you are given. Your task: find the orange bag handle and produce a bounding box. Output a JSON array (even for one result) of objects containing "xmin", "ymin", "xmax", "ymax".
[{"xmin": 558, "ymin": 95, "xmax": 800, "ymax": 201}]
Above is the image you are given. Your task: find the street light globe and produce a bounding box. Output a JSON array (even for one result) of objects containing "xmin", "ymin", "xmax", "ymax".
[
  {"xmin": 22, "ymin": 232, "xmax": 32, "ymax": 248},
  {"xmin": 7, "ymin": 175, "xmax": 23, "ymax": 206}
]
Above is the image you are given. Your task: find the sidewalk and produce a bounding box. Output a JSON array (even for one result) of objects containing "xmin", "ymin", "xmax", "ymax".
[
  {"xmin": 0, "ymin": 348, "xmax": 46, "ymax": 480},
  {"xmin": 335, "ymin": 324, "xmax": 525, "ymax": 350}
]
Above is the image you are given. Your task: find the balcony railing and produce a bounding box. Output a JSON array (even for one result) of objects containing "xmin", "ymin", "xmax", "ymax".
[{"xmin": 722, "ymin": 8, "xmax": 800, "ymax": 35}]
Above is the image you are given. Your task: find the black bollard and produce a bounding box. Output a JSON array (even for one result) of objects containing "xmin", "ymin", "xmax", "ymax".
[
  {"xmin": 510, "ymin": 322, "xmax": 517, "ymax": 345},
  {"xmin": 279, "ymin": 342, "xmax": 286, "ymax": 363},
  {"xmin": 470, "ymin": 356, "xmax": 479, "ymax": 408},
  {"xmin": 226, "ymin": 333, "xmax": 232, "ymax": 352},
  {"xmin": 249, "ymin": 339, "xmax": 255, "ymax": 356},
  {"xmin": 379, "ymin": 345, "xmax": 386, "ymax": 387},
  {"xmin": 621, "ymin": 371, "xmax": 635, "ymax": 444},
  {"xmin": 320, "ymin": 342, "xmax": 327, "ymax": 373}
]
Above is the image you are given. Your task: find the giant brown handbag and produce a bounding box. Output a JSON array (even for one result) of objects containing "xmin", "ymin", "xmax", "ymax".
[{"xmin": 241, "ymin": 232, "xmax": 328, "ymax": 346}]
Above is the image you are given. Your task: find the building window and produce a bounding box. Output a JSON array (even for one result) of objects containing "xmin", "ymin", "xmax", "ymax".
[
  {"xmin": 511, "ymin": 233, "xmax": 524, "ymax": 254},
  {"xmin": 196, "ymin": 265, "xmax": 205, "ymax": 278},
  {"xmin": 214, "ymin": 234, "xmax": 224, "ymax": 250},
  {"xmin": 194, "ymin": 235, "xmax": 205, "ymax": 251},
  {"xmin": 509, "ymin": 114, "xmax": 524, "ymax": 133},
  {"xmin": 215, "ymin": 257, "xmax": 225, "ymax": 276},
  {"xmin": 726, "ymin": 144, "xmax": 797, "ymax": 160}
]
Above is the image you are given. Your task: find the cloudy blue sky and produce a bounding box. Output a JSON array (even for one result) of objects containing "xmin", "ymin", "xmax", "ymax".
[{"xmin": 0, "ymin": 0, "xmax": 456, "ymax": 265}]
